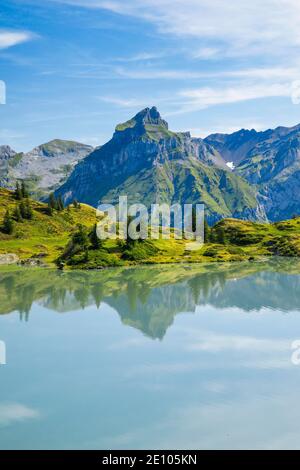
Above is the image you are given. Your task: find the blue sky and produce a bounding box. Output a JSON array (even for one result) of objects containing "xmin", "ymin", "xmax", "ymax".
[{"xmin": 1, "ymin": 0, "xmax": 300, "ymax": 151}]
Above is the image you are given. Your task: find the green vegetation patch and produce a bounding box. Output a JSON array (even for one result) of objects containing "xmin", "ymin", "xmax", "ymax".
[
  {"xmin": 115, "ymin": 119, "xmax": 136, "ymax": 132},
  {"xmin": 0, "ymin": 188, "xmax": 299, "ymax": 269}
]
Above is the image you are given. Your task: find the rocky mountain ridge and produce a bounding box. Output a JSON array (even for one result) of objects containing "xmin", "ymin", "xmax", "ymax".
[
  {"xmin": 205, "ymin": 124, "xmax": 300, "ymax": 220},
  {"xmin": 55, "ymin": 107, "xmax": 264, "ymax": 224},
  {"xmin": 1, "ymin": 107, "xmax": 300, "ymax": 222}
]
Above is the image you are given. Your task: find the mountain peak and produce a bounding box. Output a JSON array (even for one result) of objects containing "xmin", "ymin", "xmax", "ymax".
[
  {"xmin": 135, "ymin": 106, "xmax": 168, "ymax": 128},
  {"xmin": 28, "ymin": 139, "xmax": 94, "ymax": 159},
  {"xmin": 115, "ymin": 106, "xmax": 169, "ymax": 136}
]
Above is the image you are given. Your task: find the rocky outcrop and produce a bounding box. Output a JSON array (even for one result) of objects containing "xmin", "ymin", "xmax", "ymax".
[
  {"xmin": 0, "ymin": 145, "xmax": 16, "ymax": 160},
  {"xmin": 19, "ymin": 258, "xmax": 48, "ymax": 267},
  {"xmin": 0, "ymin": 253, "xmax": 19, "ymax": 265},
  {"xmin": 0, "ymin": 146, "xmax": 17, "ymax": 188}
]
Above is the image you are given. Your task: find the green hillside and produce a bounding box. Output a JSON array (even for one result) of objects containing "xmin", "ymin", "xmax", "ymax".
[
  {"xmin": 0, "ymin": 188, "xmax": 299, "ymax": 269},
  {"xmin": 0, "ymin": 188, "xmax": 96, "ymax": 263},
  {"xmin": 103, "ymin": 158, "xmax": 258, "ymax": 220}
]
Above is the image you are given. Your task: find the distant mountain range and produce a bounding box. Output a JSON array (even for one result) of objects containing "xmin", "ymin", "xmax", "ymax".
[
  {"xmin": 0, "ymin": 139, "xmax": 93, "ymax": 198},
  {"xmin": 1, "ymin": 107, "xmax": 300, "ymax": 222},
  {"xmin": 205, "ymin": 124, "xmax": 300, "ymax": 221}
]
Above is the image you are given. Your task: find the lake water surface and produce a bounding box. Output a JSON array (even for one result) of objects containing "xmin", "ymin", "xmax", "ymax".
[{"xmin": 1, "ymin": 259, "xmax": 300, "ymax": 450}]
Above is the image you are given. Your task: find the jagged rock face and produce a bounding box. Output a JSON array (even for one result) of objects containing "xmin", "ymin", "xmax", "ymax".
[
  {"xmin": 258, "ymin": 170, "xmax": 300, "ymax": 221},
  {"xmin": 0, "ymin": 145, "xmax": 17, "ymax": 188},
  {"xmin": 237, "ymin": 131, "xmax": 300, "ymax": 185},
  {"xmin": 205, "ymin": 124, "xmax": 300, "ymax": 166},
  {"xmin": 56, "ymin": 107, "xmax": 263, "ymax": 223},
  {"xmin": 0, "ymin": 140, "xmax": 93, "ymax": 198},
  {"xmin": 205, "ymin": 129, "xmax": 264, "ymax": 166},
  {"xmin": 0, "ymin": 145, "xmax": 16, "ymax": 160},
  {"xmin": 205, "ymin": 124, "xmax": 300, "ymax": 221}
]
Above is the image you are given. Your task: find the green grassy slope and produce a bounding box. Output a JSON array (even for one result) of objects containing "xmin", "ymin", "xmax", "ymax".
[
  {"xmin": 212, "ymin": 218, "xmax": 300, "ymax": 258},
  {"xmin": 0, "ymin": 188, "xmax": 96, "ymax": 263},
  {"xmin": 57, "ymin": 213, "xmax": 300, "ymax": 269},
  {"xmin": 0, "ymin": 188, "xmax": 299, "ymax": 269},
  {"xmin": 103, "ymin": 158, "xmax": 258, "ymax": 221}
]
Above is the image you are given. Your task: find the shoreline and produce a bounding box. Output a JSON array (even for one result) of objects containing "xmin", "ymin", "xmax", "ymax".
[{"xmin": 0, "ymin": 254, "xmax": 299, "ymax": 272}]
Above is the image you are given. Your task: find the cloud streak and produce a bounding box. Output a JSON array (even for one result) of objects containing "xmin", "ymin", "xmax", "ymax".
[
  {"xmin": 49, "ymin": 0, "xmax": 300, "ymax": 57},
  {"xmin": 178, "ymin": 83, "xmax": 291, "ymax": 112},
  {"xmin": 0, "ymin": 403, "xmax": 40, "ymax": 426},
  {"xmin": 0, "ymin": 30, "xmax": 35, "ymax": 50},
  {"xmin": 114, "ymin": 65, "xmax": 300, "ymax": 81},
  {"xmin": 43, "ymin": 0, "xmax": 300, "ymax": 119},
  {"xmin": 102, "ymin": 81, "xmax": 292, "ymax": 117}
]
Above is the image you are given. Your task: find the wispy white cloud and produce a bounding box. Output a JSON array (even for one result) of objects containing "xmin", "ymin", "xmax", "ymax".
[
  {"xmin": 97, "ymin": 81, "xmax": 293, "ymax": 117},
  {"xmin": 43, "ymin": 0, "xmax": 300, "ymax": 121},
  {"xmin": 0, "ymin": 30, "xmax": 35, "ymax": 50},
  {"xmin": 224, "ymin": 67, "xmax": 300, "ymax": 80},
  {"xmin": 49, "ymin": 0, "xmax": 300, "ymax": 57},
  {"xmin": 114, "ymin": 66, "xmax": 202, "ymax": 80},
  {"xmin": 9, "ymin": 0, "xmax": 299, "ymax": 136},
  {"xmin": 114, "ymin": 51, "xmax": 167, "ymax": 62},
  {"xmin": 173, "ymin": 82, "xmax": 291, "ymax": 114},
  {"xmin": 0, "ymin": 403, "xmax": 40, "ymax": 426},
  {"xmin": 186, "ymin": 331, "xmax": 289, "ymax": 353},
  {"xmin": 191, "ymin": 47, "xmax": 220, "ymax": 60},
  {"xmin": 99, "ymin": 96, "xmax": 148, "ymax": 108},
  {"xmin": 114, "ymin": 65, "xmax": 300, "ymax": 81},
  {"xmin": 0, "ymin": 80, "xmax": 5, "ymax": 104}
]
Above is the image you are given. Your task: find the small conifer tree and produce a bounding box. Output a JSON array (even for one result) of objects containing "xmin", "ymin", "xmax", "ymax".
[
  {"xmin": 49, "ymin": 193, "xmax": 57, "ymax": 210},
  {"xmin": 72, "ymin": 225, "xmax": 89, "ymax": 249},
  {"xmin": 13, "ymin": 205, "xmax": 22, "ymax": 222},
  {"xmin": 25, "ymin": 199, "xmax": 33, "ymax": 220},
  {"xmin": 217, "ymin": 225, "xmax": 226, "ymax": 244},
  {"xmin": 2, "ymin": 210, "xmax": 14, "ymax": 234},
  {"xmin": 21, "ymin": 180, "xmax": 28, "ymax": 198},
  {"xmin": 90, "ymin": 223, "xmax": 101, "ymax": 249},
  {"xmin": 15, "ymin": 181, "xmax": 23, "ymax": 200},
  {"xmin": 204, "ymin": 218, "xmax": 210, "ymax": 243},
  {"xmin": 57, "ymin": 196, "xmax": 64, "ymax": 211}
]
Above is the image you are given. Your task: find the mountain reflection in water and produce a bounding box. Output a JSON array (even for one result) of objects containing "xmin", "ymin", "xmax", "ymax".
[{"xmin": 1, "ymin": 258, "xmax": 300, "ymax": 339}]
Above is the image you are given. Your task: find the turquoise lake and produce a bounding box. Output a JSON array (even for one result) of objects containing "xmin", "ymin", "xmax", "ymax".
[{"xmin": 0, "ymin": 259, "xmax": 300, "ymax": 450}]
